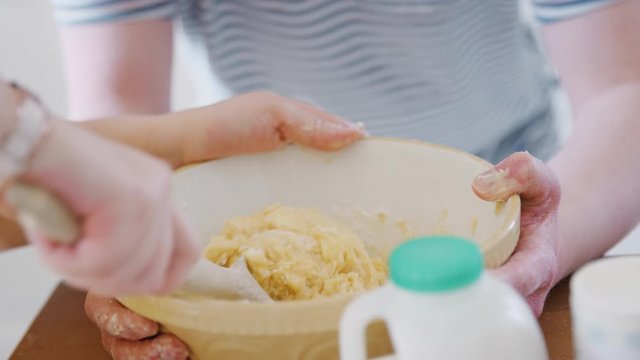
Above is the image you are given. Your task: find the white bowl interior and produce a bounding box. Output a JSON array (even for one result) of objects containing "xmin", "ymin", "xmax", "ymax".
[{"xmin": 173, "ymin": 138, "xmax": 516, "ymax": 258}]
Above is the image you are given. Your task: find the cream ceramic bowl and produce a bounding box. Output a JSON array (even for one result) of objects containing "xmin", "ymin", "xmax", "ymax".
[{"xmin": 120, "ymin": 138, "xmax": 520, "ymax": 360}]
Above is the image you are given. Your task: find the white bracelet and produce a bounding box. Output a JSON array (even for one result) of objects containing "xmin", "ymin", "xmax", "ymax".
[{"xmin": 0, "ymin": 84, "xmax": 52, "ymax": 182}]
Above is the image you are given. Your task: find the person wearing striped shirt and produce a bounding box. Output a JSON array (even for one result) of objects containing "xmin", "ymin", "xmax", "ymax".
[{"xmin": 51, "ymin": 0, "xmax": 639, "ymax": 358}]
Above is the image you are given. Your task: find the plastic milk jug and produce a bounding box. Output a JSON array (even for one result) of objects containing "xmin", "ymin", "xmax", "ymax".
[{"xmin": 339, "ymin": 236, "xmax": 548, "ymax": 360}]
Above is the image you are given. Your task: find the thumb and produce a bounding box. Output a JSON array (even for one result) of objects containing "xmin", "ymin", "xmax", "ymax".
[{"xmin": 472, "ymin": 152, "xmax": 560, "ymax": 212}]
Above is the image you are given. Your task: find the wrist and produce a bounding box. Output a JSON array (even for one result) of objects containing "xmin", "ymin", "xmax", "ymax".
[
  {"xmin": 158, "ymin": 106, "xmax": 216, "ymax": 169},
  {"xmin": 155, "ymin": 113, "xmax": 190, "ymax": 169}
]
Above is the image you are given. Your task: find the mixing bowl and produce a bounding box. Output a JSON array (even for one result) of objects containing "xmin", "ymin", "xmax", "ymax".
[{"xmin": 120, "ymin": 138, "xmax": 520, "ymax": 360}]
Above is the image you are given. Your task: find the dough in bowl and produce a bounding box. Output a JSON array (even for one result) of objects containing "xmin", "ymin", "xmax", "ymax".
[{"xmin": 204, "ymin": 205, "xmax": 387, "ymax": 301}]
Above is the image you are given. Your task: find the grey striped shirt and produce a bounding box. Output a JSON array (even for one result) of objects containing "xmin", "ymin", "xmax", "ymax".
[{"xmin": 51, "ymin": 0, "xmax": 621, "ymax": 163}]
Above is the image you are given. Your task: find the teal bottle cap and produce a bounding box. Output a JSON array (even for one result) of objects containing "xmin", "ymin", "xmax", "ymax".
[{"xmin": 389, "ymin": 235, "xmax": 484, "ymax": 293}]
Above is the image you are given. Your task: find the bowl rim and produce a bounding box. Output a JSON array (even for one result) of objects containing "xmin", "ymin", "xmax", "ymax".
[{"xmin": 119, "ymin": 137, "xmax": 521, "ymax": 335}]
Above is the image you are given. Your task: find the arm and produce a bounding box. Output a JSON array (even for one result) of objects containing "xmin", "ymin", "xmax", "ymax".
[
  {"xmin": 0, "ymin": 78, "xmax": 199, "ymax": 293},
  {"xmin": 79, "ymin": 93, "xmax": 365, "ymax": 360},
  {"xmin": 59, "ymin": 19, "xmax": 173, "ymax": 119},
  {"xmin": 79, "ymin": 91, "xmax": 363, "ymax": 168},
  {"xmin": 1, "ymin": 16, "xmax": 172, "ymax": 249},
  {"xmin": 472, "ymin": 0, "xmax": 640, "ymax": 315},
  {"xmin": 0, "ymin": 17, "xmax": 171, "ymax": 247},
  {"xmin": 543, "ymin": 0, "xmax": 640, "ymax": 279},
  {"xmin": 2, "ymin": 91, "xmax": 363, "ymax": 251}
]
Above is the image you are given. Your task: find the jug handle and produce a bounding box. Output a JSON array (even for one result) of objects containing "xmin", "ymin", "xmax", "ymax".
[{"xmin": 339, "ymin": 285, "xmax": 393, "ymax": 360}]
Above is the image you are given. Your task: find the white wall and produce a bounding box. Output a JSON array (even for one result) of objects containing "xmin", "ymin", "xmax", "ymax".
[{"xmin": 1, "ymin": 0, "xmax": 68, "ymax": 114}]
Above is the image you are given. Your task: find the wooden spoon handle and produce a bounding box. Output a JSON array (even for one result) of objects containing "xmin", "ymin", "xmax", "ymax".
[{"xmin": 4, "ymin": 182, "xmax": 80, "ymax": 244}]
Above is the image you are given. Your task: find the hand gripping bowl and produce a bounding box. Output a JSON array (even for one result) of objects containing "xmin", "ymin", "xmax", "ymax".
[{"xmin": 119, "ymin": 138, "xmax": 521, "ymax": 360}]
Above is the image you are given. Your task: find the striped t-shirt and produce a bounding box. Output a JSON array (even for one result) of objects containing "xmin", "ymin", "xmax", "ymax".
[{"xmin": 51, "ymin": 0, "xmax": 620, "ymax": 163}]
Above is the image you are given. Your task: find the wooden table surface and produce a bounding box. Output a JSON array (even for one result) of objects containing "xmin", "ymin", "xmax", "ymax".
[{"xmin": 10, "ymin": 278, "xmax": 574, "ymax": 359}]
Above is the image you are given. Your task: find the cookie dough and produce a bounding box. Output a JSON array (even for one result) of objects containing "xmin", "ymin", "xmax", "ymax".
[{"xmin": 204, "ymin": 206, "xmax": 387, "ymax": 301}]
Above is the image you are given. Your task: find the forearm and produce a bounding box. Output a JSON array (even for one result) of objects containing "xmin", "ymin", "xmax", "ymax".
[
  {"xmin": 79, "ymin": 115, "xmax": 186, "ymax": 169},
  {"xmin": 78, "ymin": 94, "xmax": 277, "ymax": 169},
  {"xmin": 77, "ymin": 99, "xmax": 244, "ymax": 169},
  {"xmin": 79, "ymin": 92, "xmax": 364, "ymax": 171},
  {"xmin": 59, "ymin": 20, "xmax": 173, "ymax": 120},
  {"xmin": 551, "ymin": 84, "xmax": 640, "ymax": 280}
]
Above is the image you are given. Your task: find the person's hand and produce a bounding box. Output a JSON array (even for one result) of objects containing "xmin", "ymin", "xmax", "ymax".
[
  {"xmin": 175, "ymin": 91, "xmax": 366, "ymax": 165},
  {"xmin": 472, "ymin": 152, "xmax": 561, "ymax": 316},
  {"xmin": 81, "ymin": 92, "xmax": 365, "ymax": 357},
  {"xmin": 20, "ymin": 120, "xmax": 199, "ymax": 296},
  {"xmin": 81, "ymin": 91, "xmax": 366, "ymax": 169},
  {"xmin": 85, "ymin": 293, "xmax": 189, "ymax": 360}
]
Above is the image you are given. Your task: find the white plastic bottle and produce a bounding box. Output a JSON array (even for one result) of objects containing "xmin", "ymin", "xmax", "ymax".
[{"xmin": 339, "ymin": 236, "xmax": 548, "ymax": 360}]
